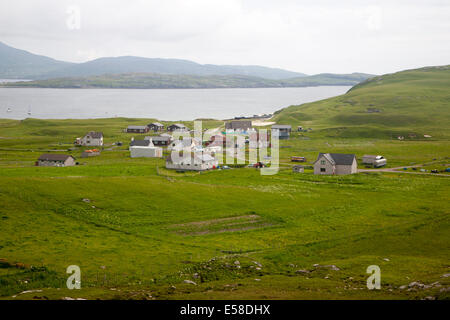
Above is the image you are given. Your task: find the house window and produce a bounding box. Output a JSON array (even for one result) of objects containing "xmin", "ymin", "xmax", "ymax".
[
  {"xmin": 320, "ymin": 168, "xmax": 326, "ymax": 172},
  {"xmin": 320, "ymin": 160, "xmax": 326, "ymax": 165}
]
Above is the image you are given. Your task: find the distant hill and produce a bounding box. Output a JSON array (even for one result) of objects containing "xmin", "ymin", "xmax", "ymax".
[
  {"xmin": 273, "ymin": 65, "xmax": 450, "ymax": 138},
  {"xmin": 0, "ymin": 41, "xmax": 73, "ymax": 79},
  {"xmin": 1, "ymin": 72, "xmax": 374, "ymax": 89},
  {"xmin": 0, "ymin": 41, "xmax": 306, "ymax": 80},
  {"xmin": 37, "ymin": 56, "xmax": 307, "ymax": 80}
]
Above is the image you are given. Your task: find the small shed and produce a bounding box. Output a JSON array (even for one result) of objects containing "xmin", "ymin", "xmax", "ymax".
[{"xmin": 292, "ymin": 165, "xmax": 304, "ymax": 173}]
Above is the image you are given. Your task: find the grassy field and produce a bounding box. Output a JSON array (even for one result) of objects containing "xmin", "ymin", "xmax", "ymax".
[{"xmin": 0, "ymin": 66, "xmax": 449, "ymax": 300}]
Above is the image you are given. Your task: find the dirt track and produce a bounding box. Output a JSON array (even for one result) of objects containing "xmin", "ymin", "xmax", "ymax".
[{"xmin": 358, "ymin": 162, "xmax": 449, "ymax": 177}]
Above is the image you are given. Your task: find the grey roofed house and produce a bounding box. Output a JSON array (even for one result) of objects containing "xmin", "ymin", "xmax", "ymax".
[
  {"xmin": 167, "ymin": 123, "xmax": 188, "ymax": 131},
  {"xmin": 130, "ymin": 139, "xmax": 152, "ymax": 147},
  {"xmin": 147, "ymin": 122, "xmax": 165, "ymax": 131},
  {"xmin": 145, "ymin": 135, "xmax": 171, "ymax": 145},
  {"xmin": 38, "ymin": 154, "xmax": 75, "ymax": 161},
  {"xmin": 314, "ymin": 152, "xmax": 357, "ymax": 175},
  {"xmin": 148, "ymin": 122, "xmax": 164, "ymax": 127},
  {"xmin": 225, "ymin": 120, "xmax": 252, "ymax": 131},
  {"xmin": 315, "ymin": 153, "xmax": 356, "ymax": 165}
]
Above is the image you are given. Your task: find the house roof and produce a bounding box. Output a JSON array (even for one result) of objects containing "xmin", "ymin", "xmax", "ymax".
[
  {"xmin": 127, "ymin": 125, "xmax": 147, "ymax": 130},
  {"xmin": 85, "ymin": 131, "xmax": 103, "ymax": 138},
  {"xmin": 198, "ymin": 154, "xmax": 216, "ymax": 162},
  {"xmin": 38, "ymin": 154, "xmax": 74, "ymax": 161},
  {"xmin": 145, "ymin": 136, "xmax": 171, "ymax": 142},
  {"xmin": 169, "ymin": 123, "xmax": 186, "ymax": 128},
  {"xmin": 130, "ymin": 140, "xmax": 151, "ymax": 147},
  {"xmin": 149, "ymin": 122, "xmax": 164, "ymax": 127},
  {"xmin": 272, "ymin": 125, "xmax": 292, "ymax": 129},
  {"xmin": 316, "ymin": 153, "xmax": 356, "ymax": 165},
  {"xmin": 225, "ymin": 120, "xmax": 252, "ymax": 130}
]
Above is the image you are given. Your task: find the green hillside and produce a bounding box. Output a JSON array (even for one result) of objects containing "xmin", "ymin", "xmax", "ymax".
[
  {"xmin": 274, "ymin": 66, "xmax": 450, "ymax": 139},
  {"xmin": 0, "ymin": 72, "xmax": 373, "ymax": 89}
]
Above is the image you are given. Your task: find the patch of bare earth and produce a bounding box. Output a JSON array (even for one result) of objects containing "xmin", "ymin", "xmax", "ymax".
[
  {"xmin": 169, "ymin": 215, "xmax": 275, "ymax": 236},
  {"xmin": 171, "ymin": 214, "xmax": 259, "ymax": 228}
]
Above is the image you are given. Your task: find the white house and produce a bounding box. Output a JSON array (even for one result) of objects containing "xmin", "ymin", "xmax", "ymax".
[
  {"xmin": 78, "ymin": 131, "xmax": 103, "ymax": 146},
  {"xmin": 169, "ymin": 137, "xmax": 201, "ymax": 152},
  {"xmin": 314, "ymin": 153, "xmax": 357, "ymax": 175},
  {"xmin": 165, "ymin": 153, "xmax": 218, "ymax": 171},
  {"xmin": 129, "ymin": 139, "xmax": 163, "ymax": 158}
]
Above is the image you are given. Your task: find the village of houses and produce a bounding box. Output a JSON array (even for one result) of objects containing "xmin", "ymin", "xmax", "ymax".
[{"xmin": 35, "ymin": 120, "xmax": 388, "ymax": 175}]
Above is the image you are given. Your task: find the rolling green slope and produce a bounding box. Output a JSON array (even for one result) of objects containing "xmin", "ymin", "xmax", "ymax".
[
  {"xmin": 274, "ymin": 65, "xmax": 450, "ymax": 139},
  {"xmin": 0, "ymin": 72, "xmax": 373, "ymax": 89}
]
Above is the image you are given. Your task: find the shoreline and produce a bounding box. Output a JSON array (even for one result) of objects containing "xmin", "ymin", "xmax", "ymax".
[{"xmin": 0, "ymin": 84, "xmax": 353, "ymax": 90}]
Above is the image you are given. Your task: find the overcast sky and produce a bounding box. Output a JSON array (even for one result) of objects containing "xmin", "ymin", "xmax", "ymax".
[{"xmin": 0, "ymin": 0, "xmax": 449, "ymax": 75}]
